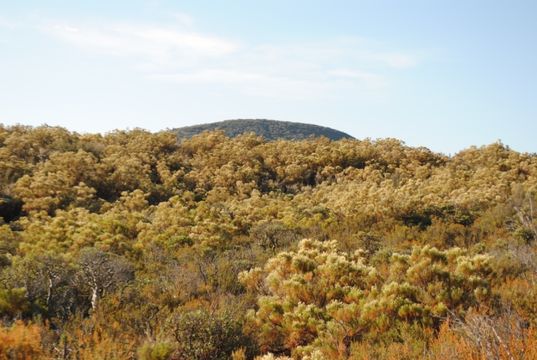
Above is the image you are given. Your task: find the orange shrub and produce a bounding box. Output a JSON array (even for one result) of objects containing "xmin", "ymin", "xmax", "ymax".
[{"xmin": 0, "ymin": 321, "xmax": 46, "ymax": 360}]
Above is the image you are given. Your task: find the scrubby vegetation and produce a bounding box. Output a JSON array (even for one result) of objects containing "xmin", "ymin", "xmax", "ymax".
[
  {"xmin": 1, "ymin": 124, "xmax": 537, "ymax": 359},
  {"xmin": 174, "ymin": 119, "xmax": 353, "ymax": 141}
]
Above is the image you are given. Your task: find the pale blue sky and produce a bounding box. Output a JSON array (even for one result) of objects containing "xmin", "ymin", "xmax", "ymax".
[{"xmin": 0, "ymin": 0, "xmax": 536, "ymax": 154}]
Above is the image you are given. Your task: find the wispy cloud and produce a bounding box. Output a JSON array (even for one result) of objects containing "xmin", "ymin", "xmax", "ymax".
[
  {"xmin": 148, "ymin": 69, "xmax": 329, "ymax": 100},
  {"xmin": 39, "ymin": 16, "xmax": 422, "ymax": 99},
  {"xmin": 170, "ymin": 12, "xmax": 195, "ymax": 28},
  {"xmin": 45, "ymin": 22, "xmax": 238, "ymax": 64},
  {"xmin": 149, "ymin": 69, "xmax": 267, "ymax": 84},
  {"xmin": 0, "ymin": 16, "xmax": 19, "ymax": 29},
  {"xmin": 328, "ymin": 69, "xmax": 387, "ymax": 88},
  {"xmin": 363, "ymin": 51, "xmax": 420, "ymax": 69}
]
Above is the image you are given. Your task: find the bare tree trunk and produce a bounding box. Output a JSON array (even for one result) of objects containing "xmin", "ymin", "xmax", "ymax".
[
  {"xmin": 91, "ymin": 286, "xmax": 99, "ymax": 311},
  {"xmin": 46, "ymin": 276, "xmax": 53, "ymax": 308}
]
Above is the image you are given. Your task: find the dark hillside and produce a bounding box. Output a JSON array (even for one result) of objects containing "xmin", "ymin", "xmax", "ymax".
[{"xmin": 174, "ymin": 119, "xmax": 354, "ymax": 141}]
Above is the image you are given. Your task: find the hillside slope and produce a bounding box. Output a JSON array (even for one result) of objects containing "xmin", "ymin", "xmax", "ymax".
[
  {"xmin": 1, "ymin": 125, "xmax": 537, "ymax": 358},
  {"xmin": 174, "ymin": 119, "xmax": 354, "ymax": 141}
]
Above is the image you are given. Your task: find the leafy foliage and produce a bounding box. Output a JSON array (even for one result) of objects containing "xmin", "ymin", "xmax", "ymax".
[
  {"xmin": 240, "ymin": 240, "xmax": 494, "ymax": 358},
  {"xmin": 0, "ymin": 124, "xmax": 536, "ymax": 359}
]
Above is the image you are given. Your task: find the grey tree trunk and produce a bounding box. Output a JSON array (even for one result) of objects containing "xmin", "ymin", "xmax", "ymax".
[{"xmin": 91, "ymin": 286, "xmax": 99, "ymax": 311}]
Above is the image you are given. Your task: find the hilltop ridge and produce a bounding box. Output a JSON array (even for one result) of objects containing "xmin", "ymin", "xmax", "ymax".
[{"xmin": 174, "ymin": 119, "xmax": 354, "ymax": 141}]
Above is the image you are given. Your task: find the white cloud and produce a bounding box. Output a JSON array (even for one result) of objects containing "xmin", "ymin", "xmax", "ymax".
[
  {"xmin": 366, "ymin": 51, "xmax": 420, "ymax": 69},
  {"xmin": 148, "ymin": 69, "xmax": 329, "ymax": 100},
  {"xmin": 0, "ymin": 16, "xmax": 18, "ymax": 29},
  {"xmin": 149, "ymin": 69, "xmax": 267, "ymax": 84},
  {"xmin": 45, "ymin": 22, "xmax": 239, "ymax": 64},
  {"xmin": 40, "ymin": 17, "xmax": 422, "ymax": 99},
  {"xmin": 328, "ymin": 69, "xmax": 387, "ymax": 89},
  {"xmin": 170, "ymin": 12, "xmax": 195, "ymax": 28}
]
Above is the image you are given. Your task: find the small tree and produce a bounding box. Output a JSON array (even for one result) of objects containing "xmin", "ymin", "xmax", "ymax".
[
  {"xmin": 5, "ymin": 254, "xmax": 78, "ymax": 319},
  {"xmin": 77, "ymin": 248, "xmax": 134, "ymax": 311}
]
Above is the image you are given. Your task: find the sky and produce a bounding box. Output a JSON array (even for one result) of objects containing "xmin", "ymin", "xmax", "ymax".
[{"xmin": 0, "ymin": 0, "xmax": 536, "ymax": 154}]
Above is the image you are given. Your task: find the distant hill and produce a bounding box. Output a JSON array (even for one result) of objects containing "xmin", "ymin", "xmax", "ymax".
[{"xmin": 174, "ymin": 119, "xmax": 354, "ymax": 141}]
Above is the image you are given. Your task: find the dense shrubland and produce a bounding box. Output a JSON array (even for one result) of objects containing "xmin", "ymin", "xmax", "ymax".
[{"xmin": 0, "ymin": 124, "xmax": 537, "ymax": 359}]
